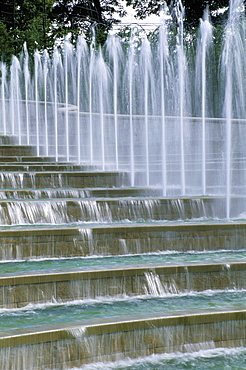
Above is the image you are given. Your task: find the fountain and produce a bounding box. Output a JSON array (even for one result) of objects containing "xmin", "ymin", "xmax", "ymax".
[
  {"xmin": 0, "ymin": 0, "xmax": 246, "ymax": 368},
  {"xmin": 0, "ymin": 0, "xmax": 245, "ymax": 216}
]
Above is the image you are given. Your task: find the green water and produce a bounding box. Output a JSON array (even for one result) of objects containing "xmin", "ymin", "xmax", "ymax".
[
  {"xmin": 1, "ymin": 250, "xmax": 246, "ymax": 274},
  {"xmin": 1, "ymin": 290, "xmax": 246, "ymax": 331},
  {"xmin": 79, "ymin": 347, "xmax": 246, "ymax": 369}
]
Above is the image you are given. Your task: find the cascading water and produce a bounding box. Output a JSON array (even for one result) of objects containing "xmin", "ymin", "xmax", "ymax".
[
  {"xmin": 2, "ymin": 6, "xmax": 244, "ymax": 219},
  {"xmin": 176, "ymin": 0, "xmax": 186, "ymax": 195},
  {"xmin": 106, "ymin": 35, "xmax": 123, "ymax": 171},
  {"xmin": 23, "ymin": 43, "xmax": 30, "ymax": 145},
  {"xmin": 0, "ymin": 4, "xmax": 246, "ymax": 204},
  {"xmin": 159, "ymin": 5, "xmax": 169, "ymax": 197},
  {"xmin": 1, "ymin": 2, "xmax": 246, "ymax": 368},
  {"xmin": 0, "ymin": 63, "xmax": 7, "ymax": 136},
  {"xmin": 195, "ymin": 8, "xmax": 213, "ymax": 196},
  {"xmin": 222, "ymin": 0, "xmax": 246, "ymax": 219}
]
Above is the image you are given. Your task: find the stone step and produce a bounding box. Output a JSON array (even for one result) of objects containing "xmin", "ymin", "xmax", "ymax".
[
  {"xmin": 0, "ymin": 307, "xmax": 245, "ymax": 369},
  {"xmin": 0, "ymin": 164, "xmax": 96, "ymax": 171},
  {"xmin": 0, "ymin": 261, "xmax": 245, "ymax": 308},
  {"xmin": 0, "ymin": 196, "xmax": 218, "ymax": 225},
  {"xmin": 0, "ymin": 145, "xmax": 34, "ymax": 157},
  {"xmin": 0, "ymin": 156, "xmax": 55, "ymax": 162},
  {"xmin": 0, "ymin": 187, "xmax": 160, "ymax": 200},
  {"xmin": 0, "ymin": 221, "xmax": 245, "ymax": 260},
  {"xmin": 0, "ymin": 133, "xmax": 244, "ymax": 369},
  {"xmin": 0, "ymin": 171, "xmax": 129, "ymax": 189},
  {"xmin": 0, "ymin": 194, "xmax": 241, "ymax": 225},
  {"xmin": 0, "ymin": 136, "xmax": 17, "ymax": 145}
]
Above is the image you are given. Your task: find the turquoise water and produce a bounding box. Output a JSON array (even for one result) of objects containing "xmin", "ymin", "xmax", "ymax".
[
  {"xmin": 78, "ymin": 347, "xmax": 246, "ymax": 369},
  {"xmin": 1, "ymin": 249, "xmax": 246, "ymax": 274},
  {"xmin": 1, "ymin": 289, "xmax": 245, "ymax": 331}
]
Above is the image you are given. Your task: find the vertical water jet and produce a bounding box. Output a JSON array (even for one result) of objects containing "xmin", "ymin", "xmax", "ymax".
[
  {"xmin": 23, "ymin": 43, "xmax": 30, "ymax": 145},
  {"xmin": 196, "ymin": 9, "xmax": 213, "ymax": 195},
  {"xmin": 64, "ymin": 41, "xmax": 73, "ymax": 162},
  {"xmin": 106, "ymin": 35, "xmax": 123, "ymax": 171},
  {"xmin": 43, "ymin": 50, "xmax": 49, "ymax": 157},
  {"xmin": 222, "ymin": 0, "xmax": 245, "ymax": 218},
  {"xmin": 34, "ymin": 51, "xmax": 41, "ymax": 156},
  {"xmin": 0, "ymin": 63, "xmax": 7, "ymax": 136},
  {"xmin": 52, "ymin": 48, "xmax": 60, "ymax": 162},
  {"xmin": 159, "ymin": 6, "xmax": 169, "ymax": 196},
  {"xmin": 176, "ymin": 0, "xmax": 186, "ymax": 195}
]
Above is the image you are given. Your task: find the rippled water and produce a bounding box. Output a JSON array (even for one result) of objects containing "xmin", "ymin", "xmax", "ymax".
[
  {"xmin": 1, "ymin": 289, "xmax": 246, "ymax": 331},
  {"xmin": 77, "ymin": 347, "xmax": 246, "ymax": 369},
  {"xmin": 1, "ymin": 249, "xmax": 246, "ymax": 273}
]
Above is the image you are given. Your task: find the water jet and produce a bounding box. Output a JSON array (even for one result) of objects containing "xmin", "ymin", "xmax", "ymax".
[{"xmin": 1, "ymin": 0, "xmax": 246, "ymax": 368}]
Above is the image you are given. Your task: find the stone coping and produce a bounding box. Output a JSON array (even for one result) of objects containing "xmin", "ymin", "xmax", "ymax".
[
  {"xmin": 0, "ymin": 307, "xmax": 245, "ymax": 348},
  {"xmin": 0, "ymin": 219, "xmax": 244, "ymax": 235},
  {"xmin": 0, "ymin": 186, "xmax": 158, "ymax": 197},
  {"xmin": 0, "ymin": 157, "xmax": 59, "ymax": 162},
  {"xmin": 0, "ymin": 170, "xmax": 127, "ymax": 175},
  {"xmin": 0, "ymin": 260, "xmax": 245, "ymax": 286}
]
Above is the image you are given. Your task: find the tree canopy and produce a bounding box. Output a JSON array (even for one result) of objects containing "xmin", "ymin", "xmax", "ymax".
[
  {"xmin": 0, "ymin": 0, "xmax": 244, "ymax": 58},
  {"xmin": 51, "ymin": 0, "xmax": 126, "ymax": 44},
  {"xmin": 0, "ymin": 0, "xmax": 55, "ymax": 57},
  {"xmin": 0, "ymin": 0, "xmax": 127, "ymax": 56},
  {"xmin": 126, "ymin": 0, "xmax": 242, "ymax": 28}
]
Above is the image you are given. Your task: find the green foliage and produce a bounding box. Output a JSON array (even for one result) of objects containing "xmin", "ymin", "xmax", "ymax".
[
  {"xmin": 0, "ymin": 0, "xmax": 244, "ymax": 59},
  {"xmin": 0, "ymin": 0, "xmax": 55, "ymax": 57},
  {"xmin": 50, "ymin": 0, "xmax": 126, "ymax": 46},
  {"xmin": 0, "ymin": 22, "xmax": 15, "ymax": 62},
  {"xmin": 126, "ymin": 0, "xmax": 245, "ymax": 29}
]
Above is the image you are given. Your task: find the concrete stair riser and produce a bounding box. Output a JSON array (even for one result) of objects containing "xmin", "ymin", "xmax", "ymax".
[
  {"xmin": 0, "ymin": 223, "xmax": 245, "ymax": 260},
  {"xmin": 0, "ymin": 309, "xmax": 246, "ymax": 369},
  {"xmin": 0, "ymin": 136, "xmax": 246, "ymax": 368},
  {"xmin": 0, "ymin": 171, "xmax": 129, "ymax": 189},
  {"xmin": 0, "ymin": 262, "xmax": 244, "ymax": 308}
]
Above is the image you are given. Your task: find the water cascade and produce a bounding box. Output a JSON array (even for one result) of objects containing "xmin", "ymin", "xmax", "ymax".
[
  {"xmin": 196, "ymin": 8, "xmax": 213, "ymax": 195},
  {"xmin": 222, "ymin": 0, "xmax": 246, "ymax": 218},
  {"xmin": 0, "ymin": 0, "xmax": 246, "ymax": 217},
  {"xmin": 1, "ymin": 0, "xmax": 246, "ymax": 369}
]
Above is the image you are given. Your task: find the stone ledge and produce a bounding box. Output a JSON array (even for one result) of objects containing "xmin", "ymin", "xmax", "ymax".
[{"xmin": 0, "ymin": 307, "xmax": 245, "ymax": 348}]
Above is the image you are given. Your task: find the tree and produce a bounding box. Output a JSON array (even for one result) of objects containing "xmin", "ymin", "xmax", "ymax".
[
  {"xmin": 50, "ymin": 0, "xmax": 126, "ymax": 44},
  {"xmin": 125, "ymin": 0, "xmax": 245, "ymax": 29},
  {"xmin": 0, "ymin": 0, "xmax": 241, "ymax": 58},
  {"xmin": 0, "ymin": 0, "xmax": 54, "ymax": 56},
  {"xmin": 0, "ymin": 0, "xmax": 127, "ymax": 56}
]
